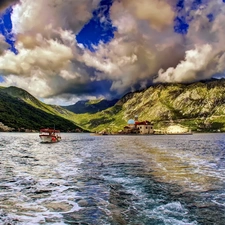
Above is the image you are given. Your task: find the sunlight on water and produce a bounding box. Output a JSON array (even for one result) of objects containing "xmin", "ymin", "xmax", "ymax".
[
  {"xmin": 0, "ymin": 133, "xmax": 224, "ymax": 224},
  {"xmin": 138, "ymin": 134, "xmax": 225, "ymax": 193},
  {"xmin": 141, "ymin": 144, "xmax": 222, "ymax": 192}
]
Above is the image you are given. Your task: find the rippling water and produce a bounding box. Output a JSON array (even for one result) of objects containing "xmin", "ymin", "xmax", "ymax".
[{"xmin": 0, "ymin": 133, "xmax": 225, "ymax": 224}]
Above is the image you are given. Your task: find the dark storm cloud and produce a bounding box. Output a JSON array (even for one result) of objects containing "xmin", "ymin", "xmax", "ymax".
[
  {"xmin": 1, "ymin": 0, "xmax": 225, "ymax": 105},
  {"xmin": 0, "ymin": 0, "xmax": 18, "ymax": 12}
]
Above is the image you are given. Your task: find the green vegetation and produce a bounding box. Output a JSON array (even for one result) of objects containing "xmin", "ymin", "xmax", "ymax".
[
  {"xmin": 1, "ymin": 79, "xmax": 225, "ymax": 133},
  {"xmin": 69, "ymin": 79, "xmax": 225, "ymax": 133},
  {"xmin": 0, "ymin": 87, "xmax": 86, "ymax": 132},
  {"xmin": 62, "ymin": 99, "xmax": 118, "ymax": 114},
  {"xmin": 71, "ymin": 105, "xmax": 127, "ymax": 132}
]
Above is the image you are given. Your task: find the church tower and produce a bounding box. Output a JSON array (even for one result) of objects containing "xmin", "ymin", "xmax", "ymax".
[{"xmin": 134, "ymin": 115, "xmax": 138, "ymax": 122}]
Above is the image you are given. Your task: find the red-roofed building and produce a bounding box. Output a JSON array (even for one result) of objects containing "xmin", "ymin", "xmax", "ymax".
[
  {"xmin": 135, "ymin": 120, "xmax": 154, "ymax": 134},
  {"xmin": 122, "ymin": 116, "xmax": 154, "ymax": 134}
]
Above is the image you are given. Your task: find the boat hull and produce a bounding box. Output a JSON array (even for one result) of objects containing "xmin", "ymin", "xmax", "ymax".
[{"xmin": 39, "ymin": 135, "xmax": 61, "ymax": 143}]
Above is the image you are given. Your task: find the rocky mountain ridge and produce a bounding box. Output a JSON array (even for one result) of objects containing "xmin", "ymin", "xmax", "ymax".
[
  {"xmin": 72, "ymin": 78, "xmax": 225, "ymax": 132},
  {"xmin": 114, "ymin": 79, "xmax": 225, "ymax": 132},
  {"xmin": 63, "ymin": 98, "xmax": 119, "ymax": 114},
  {"xmin": 1, "ymin": 79, "xmax": 225, "ymax": 132}
]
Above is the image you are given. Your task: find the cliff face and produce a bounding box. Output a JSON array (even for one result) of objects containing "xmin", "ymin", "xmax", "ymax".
[
  {"xmin": 120, "ymin": 80, "xmax": 225, "ymax": 119},
  {"xmin": 75, "ymin": 79, "xmax": 225, "ymax": 132},
  {"xmin": 1, "ymin": 79, "xmax": 225, "ymax": 132},
  {"xmin": 115, "ymin": 79, "xmax": 225, "ymax": 132}
]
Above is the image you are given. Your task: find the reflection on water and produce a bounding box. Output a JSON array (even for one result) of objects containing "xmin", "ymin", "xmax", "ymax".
[{"xmin": 0, "ymin": 133, "xmax": 225, "ymax": 224}]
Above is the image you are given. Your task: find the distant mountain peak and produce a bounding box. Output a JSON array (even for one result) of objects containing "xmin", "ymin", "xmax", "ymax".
[{"xmin": 63, "ymin": 98, "xmax": 119, "ymax": 114}]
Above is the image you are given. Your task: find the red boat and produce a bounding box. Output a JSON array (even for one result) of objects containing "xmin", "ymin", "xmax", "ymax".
[{"xmin": 39, "ymin": 128, "xmax": 61, "ymax": 143}]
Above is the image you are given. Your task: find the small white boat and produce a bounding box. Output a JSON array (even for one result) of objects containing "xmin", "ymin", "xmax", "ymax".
[{"xmin": 39, "ymin": 128, "xmax": 61, "ymax": 143}]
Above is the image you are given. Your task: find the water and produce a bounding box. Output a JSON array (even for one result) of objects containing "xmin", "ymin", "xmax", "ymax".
[{"xmin": 0, "ymin": 133, "xmax": 225, "ymax": 225}]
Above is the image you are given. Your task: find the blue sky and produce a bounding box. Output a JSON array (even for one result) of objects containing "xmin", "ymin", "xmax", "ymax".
[
  {"xmin": 76, "ymin": 0, "xmax": 116, "ymax": 51},
  {"xmin": 0, "ymin": 7, "xmax": 16, "ymax": 52},
  {"xmin": 0, "ymin": 0, "xmax": 205, "ymax": 52},
  {"xmin": 0, "ymin": 0, "xmax": 116, "ymax": 84},
  {"xmin": 0, "ymin": 0, "xmax": 194, "ymax": 52},
  {"xmin": 0, "ymin": 0, "xmax": 117, "ymax": 53},
  {"xmin": 0, "ymin": 0, "xmax": 224, "ymax": 104}
]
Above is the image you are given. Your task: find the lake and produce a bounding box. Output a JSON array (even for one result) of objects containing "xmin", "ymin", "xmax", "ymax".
[{"xmin": 0, "ymin": 133, "xmax": 225, "ymax": 224}]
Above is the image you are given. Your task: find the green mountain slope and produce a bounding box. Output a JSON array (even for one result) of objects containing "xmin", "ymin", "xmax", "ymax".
[
  {"xmin": 1, "ymin": 86, "xmax": 76, "ymax": 119},
  {"xmin": 62, "ymin": 99, "xmax": 119, "ymax": 114},
  {"xmin": 70, "ymin": 79, "xmax": 225, "ymax": 132},
  {"xmin": 2, "ymin": 79, "xmax": 225, "ymax": 133},
  {"xmin": 0, "ymin": 87, "xmax": 86, "ymax": 132}
]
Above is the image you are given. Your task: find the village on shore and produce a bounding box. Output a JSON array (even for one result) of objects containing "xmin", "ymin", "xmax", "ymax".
[
  {"xmin": 0, "ymin": 115, "xmax": 192, "ymax": 135},
  {"xmin": 96, "ymin": 115, "xmax": 192, "ymax": 135}
]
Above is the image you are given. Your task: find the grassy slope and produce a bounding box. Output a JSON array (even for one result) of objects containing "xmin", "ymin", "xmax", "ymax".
[
  {"xmin": 70, "ymin": 79, "xmax": 225, "ymax": 132},
  {"xmin": 71, "ymin": 105, "xmax": 126, "ymax": 132},
  {"xmin": 62, "ymin": 98, "xmax": 119, "ymax": 114},
  {"xmin": 0, "ymin": 87, "xmax": 86, "ymax": 132},
  {"xmin": 2, "ymin": 80, "xmax": 225, "ymax": 133}
]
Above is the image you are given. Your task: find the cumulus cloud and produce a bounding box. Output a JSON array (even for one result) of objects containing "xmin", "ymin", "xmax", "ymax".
[
  {"xmin": 0, "ymin": 0, "xmax": 102, "ymax": 100},
  {"xmin": 155, "ymin": 44, "xmax": 214, "ymax": 83},
  {"xmin": 155, "ymin": 0, "xmax": 225, "ymax": 83},
  {"xmin": 118, "ymin": 0, "xmax": 175, "ymax": 31},
  {"xmin": 0, "ymin": 0, "xmax": 225, "ymax": 104},
  {"xmin": 11, "ymin": 0, "xmax": 100, "ymax": 35},
  {"xmin": 0, "ymin": 39, "xmax": 73, "ymax": 75},
  {"xmin": 80, "ymin": 0, "xmax": 184, "ymax": 94}
]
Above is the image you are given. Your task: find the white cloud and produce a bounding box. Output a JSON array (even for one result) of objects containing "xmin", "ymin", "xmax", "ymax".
[
  {"xmin": 0, "ymin": 39, "xmax": 73, "ymax": 75},
  {"xmin": 79, "ymin": 0, "xmax": 184, "ymax": 93},
  {"xmin": 11, "ymin": 0, "xmax": 100, "ymax": 36},
  {"xmin": 116, "ymin": 0, "xmax": 175, "ymax": 31},
  {"xmin": 0, "ymin": 0, "xmax": 101, "ymax": 103},
  {"xmin": 1, "ymin": 0, "xmax": 225, "ymax": 105},
  {"xmin": 155, "ymin": 1, "xmax": 225, "ymax": 83},
  {"xmin": 155, "ymin": 44, "xmax": 214, "ymax": 83}
]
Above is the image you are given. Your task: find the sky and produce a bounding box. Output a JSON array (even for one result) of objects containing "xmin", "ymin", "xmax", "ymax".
[{"xmin": 0, "ymin": 0, "xmax": 225, "ymax": 105}]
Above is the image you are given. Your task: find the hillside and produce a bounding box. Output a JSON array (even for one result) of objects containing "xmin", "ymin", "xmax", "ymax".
[
  {"xmin": 69, "ymin": 79, "xmax": 225, "ymax": 132},
  {"xmin": 0, "ymin": 87, "xmax": 86, "ymax": 132},
  {"xmin": 63, "ymin": 99, "xmax": 118, "ymax": 114},
  {"xmin": 1, "ymin": 79, "xmax": 225, "ymax": 133},
  {"xmin": 117, "ymin": 79, "xmax": 225, "ymax": 132},
  {"xmin": 1, "ymin": 86, "xmax": 77, "ymax": 119}
]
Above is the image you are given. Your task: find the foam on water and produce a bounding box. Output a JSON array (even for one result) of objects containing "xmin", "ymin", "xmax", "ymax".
[
  {"xmin": 0, "ymin": 133, "xmax": 225, "ymax": 224},
  {"xmin": 0, "ymin": 133, "xmax": 83, "ymax": 224}
]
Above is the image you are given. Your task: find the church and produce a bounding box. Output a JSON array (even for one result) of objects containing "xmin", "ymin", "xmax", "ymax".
[{"xmin": 122, "ymin": 115, "xmax": 154, "ymax": 134}]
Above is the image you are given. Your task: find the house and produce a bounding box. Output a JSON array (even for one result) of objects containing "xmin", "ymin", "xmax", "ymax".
[
  {"xmin": 121, "ymin": 115, "xmax": 154, "ymax": 134},
  {"xmin": 135, "ymin": 120, "xmax": 154, "ymax": 134}
]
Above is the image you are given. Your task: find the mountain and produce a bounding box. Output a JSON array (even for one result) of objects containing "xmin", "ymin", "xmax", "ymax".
[
  {"xmin": 70, "ymin": 79, "xmax": 225, "ymax": 132},
  {"xmin": 0, "ymin": 86, "xmax": 86, "ymax": 132},
  {"xmin": 62, "ymin": 99, "xmax": 119, "ymax": 114},
  {"xmin": 1, "ymin": 79, "xmax": 225, "ymax": 133},
  {"xmin": 115, "ymin": 79, "xmax": 225, "ymax": 132},
  {"xmin": 1, "ymin": 86, "xmax": 75, "ymax": 117}
]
